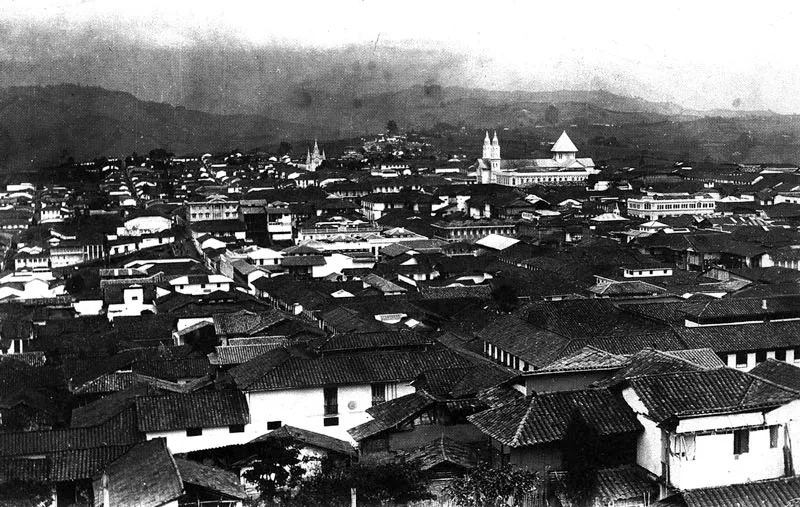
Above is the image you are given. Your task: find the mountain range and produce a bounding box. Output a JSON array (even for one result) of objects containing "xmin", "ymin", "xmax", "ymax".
[{"xmin": 0, "ymin": 83, "xmax": 798, "ymax": 173}]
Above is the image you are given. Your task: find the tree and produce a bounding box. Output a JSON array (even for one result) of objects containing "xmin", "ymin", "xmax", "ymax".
[
  {"xmin": 65, "ymin": 273, "xmax": 85, "ymax": 294},
  {"xmin": 278, "ymin": 141, "xmax": 293, "ymax": 156},
  {"xmin": 446, "ymin": 463, "xmax": 541, "ymax": 507},
  {"xmin": 545, "ymin": 104, "xmax": 560, "ymax": 124},
  {"xmin": 241, "ymin": 437, "xmax": 305, "ymax": 504},
  {"xmin": 292, "ymin": 456, "xmax": 432, "ymax": 507},
  {"xmin": 491, "ymin": 283, "xmax": 519, "ymax": 313},
  {"xmin": 561, "ymin": 410, "xmax": 600, "ymax": 507},
  {"xmin": 386, "ymin": 120, "xmax": 399, "ymax": 135}
]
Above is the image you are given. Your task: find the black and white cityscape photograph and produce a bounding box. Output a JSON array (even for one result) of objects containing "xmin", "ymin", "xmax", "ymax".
[{"xmin": 1, "ymin": 1, "xmax": 800, "ymax": 506}]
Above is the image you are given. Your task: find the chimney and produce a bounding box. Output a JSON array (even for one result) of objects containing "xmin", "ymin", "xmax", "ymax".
[{"xmin": 762, "ymin": 299, "xmax": 768, "ymax": 310}]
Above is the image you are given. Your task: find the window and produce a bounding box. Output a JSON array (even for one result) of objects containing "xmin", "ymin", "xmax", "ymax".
[
  {"xmin": 267, "ymin": 421, "xmax": 282, "ymax": 430},
  {"xmin": 186, "ymin": 428, "xmax": 203, "ymax": 437},
  {"xmin": 323, "ymin": 417, "xmax": 339, "ymax": 427},
  {"xmin": 770, "ymin": 426, "xmax": 780, "ymax": 448},
  {"xmin": 733, "ymin": 429, "xmax": 749, "ymax": 455},
  {"xmin": 371, "ymin": 384, "xmax": 386, "ymax": 406},
  {"xmin": 323, "ymin": 387, "xmax": 338, "ymax": 416},
  {"xmin": 756, "ymin": 350, "xmax": 767, "ymax": 363},
  {"xmin": 776, "ymin": 349, "xmax": 787, "ymax": 361},
  {"xmin": 229, "ymin": 424, "xmax": 245, "ymax": 433},
  {"xmin": 735, "ymin": 352, "xmax": 748, "ymax": 367}
]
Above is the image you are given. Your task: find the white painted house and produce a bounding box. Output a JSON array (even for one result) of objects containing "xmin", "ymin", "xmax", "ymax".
[
  {"xmin": 229, "ymin": 346, "xmax": 473, "ymax": 443},
  {"xmin": 621, "ymin": 367, "xmax": 800, "ymax": 497},
  {"xmin": 169, "ymin": 274, "xmax": 233, "ymax": 295}
]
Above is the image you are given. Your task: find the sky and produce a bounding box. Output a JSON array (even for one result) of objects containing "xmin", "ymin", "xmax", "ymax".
[{"xmin": 2, "ymin": 0, "xmax": 800, "ymax": 113}]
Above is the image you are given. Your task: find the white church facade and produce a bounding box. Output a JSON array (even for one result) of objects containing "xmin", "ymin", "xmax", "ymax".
[{"xmin": 475, "ymin": 131, "xmax": 597, "ymax": 186}]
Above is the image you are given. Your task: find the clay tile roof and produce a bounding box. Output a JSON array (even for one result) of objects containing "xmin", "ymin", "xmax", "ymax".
[
  {"xmin": 348, "ymin": 392, "xmax": 434, "ymax": 441},
  {"xmin": 406, "ymin": 436, "xmax": 479, "ymax": 471},
  {"xmin": 750, "ymin": 359, "xmax": 800, "ymax": 392},
  {"xmin": 627, "ymin": 368, "xmax": 800, "ymax": 423},
  {"xmin": 468, "ymin": 388, "xmax": 641, "ymax": 447},
  {"xmin": 593, "ymin": 465, "xmax": 658, "ymax": 503},
  {"xmin": 250, "ymin": 425, "xmax": 356, "ymax": 457},
  {"xmin": 173, "ymin": 458, "xmax": 248, "ymax": 500},
  {"xmin": 135, "ymin": 390, "xmax": 249, "ymax": 433},
  {"xmin": 656, "ymin": 476, "xmax": 800, "ymax": 507},
  {"xmin": 537, "ymin": 346, "xmax": 629, "ymax": 373},
  {"xmin": 93, "ymin": 439, "xmax": 183, "ymax": 507}
]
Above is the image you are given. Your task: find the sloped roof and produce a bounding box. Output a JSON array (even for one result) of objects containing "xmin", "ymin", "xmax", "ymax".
[
  {"xmin": 656, "ymin": 476, "xmax": 800, "ymax": 507},
  {"xmin": 407, "ymin": 436, "xmax": 478, "ymax": 471},
  {"xmin": 750, "ymin": 359, "xmax": 800, "ymax": 392},
  {"xmin": 348, "ymin": 392, "xmax": 434, "ymax": 441},
  {"xmin": 475, "ymin": 234, "xmax": 520, "ymax": 251},
  {"xmin": 135, "ymin": 390, "xmax": 250, "ymax": 432},
  {"xmin": 317, "ymin": 331, "xmax": 433, "ymax": 353},
  {"xmin": 250, "ymin": 425, "xmax": 356, "ymax": 457},
  {"xmin": 551, "ymin": 131, "xmax": 579, "ymax": 153},
  {"xmin": 173, "ymin": 458, "xmax": 248, "ymax": 500},
  {"xmin": 468, "ymin": 388, "xmax": 641, "ymax": 447},
  {"xmin": 593, "ymin": 465, "xmax": 658, "ymax": 502},
  {"xmin": 209, "ymin": 343, "xmax": 286, "ymax": 366},
  {"xmin": 230, "ymin": 346, "xmax": 475, "ymax": 392},
  {"xmin": 414, "ymin": 365, "xmax": 515, "ymax": 400},
  {"xmin": 93, "ymin": 439, "xmax": 183, "ymax": 507},
  {"xmin": 627, "ymin": 367, "xmax": 800, "ymax": 423},
  {"xmin": 537, "ymin": 346, "xmax": 629, "ymax": 373},
  {"xmin": 597, "ymin": 348, "xmax": 716, "ymax": 388},
  {"xmin": 213, "ymin": 309, "xmax": 288, "ymax": 337}
]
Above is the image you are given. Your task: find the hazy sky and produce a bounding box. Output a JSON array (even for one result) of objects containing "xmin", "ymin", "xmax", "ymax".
[{"xmin": 3, "ymin": 0, "xmax": 800, "ymax": 113}]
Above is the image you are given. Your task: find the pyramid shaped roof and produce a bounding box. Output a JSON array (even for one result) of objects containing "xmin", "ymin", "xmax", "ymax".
[{"xmin": 551, "ymin": 131, "xmax": 579, "ymax": 153}]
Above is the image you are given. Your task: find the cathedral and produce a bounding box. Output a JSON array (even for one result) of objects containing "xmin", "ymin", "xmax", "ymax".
[
  {"xmin": 304, "ymin": 140, "xmax": 326, "ymax": 172},
  {"xmin": 475, "ymin": 131, "xmax": 597, "ymax": 186}
]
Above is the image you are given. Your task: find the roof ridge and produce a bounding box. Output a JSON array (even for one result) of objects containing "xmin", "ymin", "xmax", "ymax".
[{"xmin": 511, "ymin": 394, "xmax": 544, "ymax": 447}]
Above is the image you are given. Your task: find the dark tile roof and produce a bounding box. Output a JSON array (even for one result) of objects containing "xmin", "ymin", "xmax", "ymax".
[
  {"xmin": 93, "ymin": 439, "xmax": 183, "ymax": 507},
  {"xmin": 749, "ymin": 359, "xmax": 800, "ymax": 392},
  {"xmin": 537, "ymin": 346, "xmax": 628, "ymax": 373},
  {"xmin": 468, "ymin": 388, "xmax": 641, "ymax": 447},
  {"xmin": 663, "ymin": 348, "xmax": 726, "ymax": 369},
  {"xmin": 173, "ymin": 458, "xmax": 248, "ymax": 500},
  {"xmin": 0, "ymin": 445, "xmax": 134, "ymax": 483},
  {"xmin": 414, "ymin": 365, "xmax": 515, "ymax": 400},
  {"xmin": 135, "ymin": 390, "xmax": 249, "ymax": 432},
  {"xmin": 348, "ymin": 392, "xmax": 434, "ymax": 441},
  {"xmin": 627, "ymin": 368, "xmax": 800, "ymax": 423},
  {"xmin": 675, "ymin": 321, "xmax": 800, "ymax": 353},
  {"xmin": 476, "ymin": 314, "xmax": 570, "ymax": 369},
  {"xmin": 592, "ymin": 465, "xmax": 657, "ymax": 502},
  {"xmin": 230, "ymin": 346, "xmax": 476, "ymax": 392},
  {"xmin": 317, "ymin": 331, "xmax": 434, "ymax": 353},
  {"xmin": 213, "ymin": 309, "xmax": 288, "ymax": 337},
  {"xmin": 71, "ymin": 385, "xmax": 151, "ymax": 428},
  {"xmin": 406, "ymin": 436, "xmax": 479, "ymax": 471},
  {"xmin": 209, "ymin": 343, "xmax": 286, "ymax": 366},
  {"xmin": 0, "ymin": 411, "xmax": 142, "ymax": 457},
  {"xmin": 596, "ymin": 348, "xmax": 716, "ymax": 388},
  {"xmin": 523, "ymin": 299, "xmax": 668, "ymax": 340},
  {"xmin": 656, "ymin": 476, "xmax": 800, "ymax": 507},
  {"xmin": 249, "ymin": 425, "xmax": 356, "ymax": 457}
]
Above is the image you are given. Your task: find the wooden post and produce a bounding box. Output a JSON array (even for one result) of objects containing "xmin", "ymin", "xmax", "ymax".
[{"xmin": 351, "ymin": 487, "xmax": 357, "ymax": 507}]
